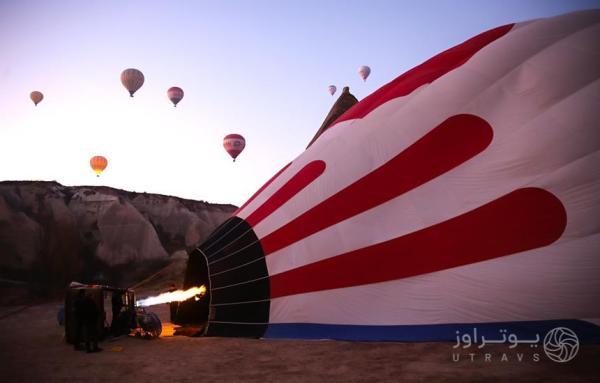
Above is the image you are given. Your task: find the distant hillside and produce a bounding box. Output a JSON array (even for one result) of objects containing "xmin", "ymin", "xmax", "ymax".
[{"xmin": 0, "ymin": 181, "xmax": 236, "ymax": 297}]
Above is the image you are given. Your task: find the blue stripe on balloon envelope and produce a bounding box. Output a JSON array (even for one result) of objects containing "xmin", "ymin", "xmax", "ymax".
[{"xmin": 263, "ymin": 320, "xmax": 600, "ymax": 343}]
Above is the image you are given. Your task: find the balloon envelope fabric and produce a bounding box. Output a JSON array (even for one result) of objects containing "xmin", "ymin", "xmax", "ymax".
[{"xmin": 182, "ymin": 10, "xmax": 600, "ymax": 341}]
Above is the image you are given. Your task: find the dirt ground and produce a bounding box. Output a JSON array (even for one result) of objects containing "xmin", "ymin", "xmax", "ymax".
[{"xmin": 0, "ymin": 303, "xmax": 598, "ymax": 383}]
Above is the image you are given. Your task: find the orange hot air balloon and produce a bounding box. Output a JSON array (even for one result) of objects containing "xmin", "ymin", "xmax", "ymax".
[
  {"xmin": 167, "ymin": 87, "xmax": 184, "ymax": 107},
  {"xmin": 30, "ymin": 91, "xmax": 43, "ymax": 106},
  {"xmin": 120, "ymin": 68, "xmax": 144, "ymax": 97},
  {"xmin": 90, "ymin": 156, "xmax": 108, "ymax": 177},
  {"xmin": 223, "ymin": 134, "xmax": 246, "ymax": 162}
]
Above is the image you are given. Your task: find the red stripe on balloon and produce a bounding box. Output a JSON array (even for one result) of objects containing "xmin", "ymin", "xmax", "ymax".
[
  {"xmin": 333, "ymin": 24, "xmax": 513, "ymax": 125},
  {"xmin": 260, "ymin": 114, "xmax": 493, "ymax": 255},
  {"xmin": 245, "ymin": 161, "xmax": 326, "ymax": 227},
  {"xmin": 235, "ymin": 162, "xmax": 293, "ymax": 216},
  {"xmin": 270, "ymin": 187, "xmax": 567, "ymax": 299}
]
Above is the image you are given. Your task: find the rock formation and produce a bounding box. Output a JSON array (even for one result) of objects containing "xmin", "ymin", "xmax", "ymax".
[{"xmin": 0, "ymin": 181, "xmax": 235, "ymax": 296}]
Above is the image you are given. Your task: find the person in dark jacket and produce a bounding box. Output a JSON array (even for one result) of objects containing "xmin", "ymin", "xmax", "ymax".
[
  {"xmin": 111, "ymin": 291, "xmax": 123, "ymax": 336},
  {"xmin": 82, "ymin": 293, "xmax": 102, "ymax": 353},
  {"xmin": 73, "ymin": 289, "xmax": 86, "ymax": 350}
]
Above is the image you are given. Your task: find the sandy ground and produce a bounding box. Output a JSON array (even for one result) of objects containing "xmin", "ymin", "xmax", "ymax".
[{"xmin": 0, "ymin": 303, "xmax": 598, "ymax": 383}]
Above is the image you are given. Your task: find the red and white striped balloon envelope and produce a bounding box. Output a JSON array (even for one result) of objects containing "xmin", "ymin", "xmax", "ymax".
[{"xmin": 181, "ymin": 11, "xmax": 600, "ymax": 341}]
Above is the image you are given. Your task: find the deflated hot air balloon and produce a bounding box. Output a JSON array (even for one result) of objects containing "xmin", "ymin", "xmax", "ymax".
[
  {"xmin": 167, "ymin": 87, "xmax": 184, "ymax": 107},
  {"xmin": 90, "ymin": 156, "xmax": 108, "ymax": 177},
  {"xmin": 30, "ymin": 91, "xmax": 43, "ymax": 106},
  {"xmin": 358, "ymin": 65, "xmax": 371, "ymax": 81},
  {"xmin": 121, "ymin": 68, "xmax": 144, "ymax": 97},
  {"xmin": 179, "ymin": 11, "xmax": 600, "ymax": 342},
  {"xmin": 328, "ymin": 85, "xmax": 337, "ymax": 96},
  {"xmin": 223, "ymin": 134, "xmax": 246, "ymax": 162}
]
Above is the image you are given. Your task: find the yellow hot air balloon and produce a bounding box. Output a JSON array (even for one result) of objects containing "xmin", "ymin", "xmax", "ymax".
[
  {"xmin": 30, "ymin": 91, "xmax": 43, "ymax": 106},
  {"xmin": 120, "ymin": 68, "xmax": 144, "ymax": 97},
  {"xmin": 90, "ymin": 156, "xmax": 108, "ymax": 177}
]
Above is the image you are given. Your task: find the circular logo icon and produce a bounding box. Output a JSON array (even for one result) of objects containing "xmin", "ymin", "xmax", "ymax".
[{"xmin": 543, "ymin": 327, "xmax": 579, "ymax": 363}]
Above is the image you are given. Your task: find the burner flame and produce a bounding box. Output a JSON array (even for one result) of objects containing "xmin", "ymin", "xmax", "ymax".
[{"xmin": 136, "ymin": 285, "xmax": 206, "ymax": 307}]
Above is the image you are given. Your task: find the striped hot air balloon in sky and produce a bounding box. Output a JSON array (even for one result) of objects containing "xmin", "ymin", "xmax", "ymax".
[
  {"xmin": 181, "ymin": 11, "xmax": 600, "ymax": 342},
  {"xmin": 167, "ymin": 86, "xmax": 184, "ymax": 107},
  {"xmin": 223, "ymin": 134, "xmax": 246, "ymax": 162},
  {"xmin": 120, "ymin": 68, "xmax": 144, "ymax": 97},
  {"xmin": 90, "ymin": 156, "xmax": 108, "ymax": 177}
]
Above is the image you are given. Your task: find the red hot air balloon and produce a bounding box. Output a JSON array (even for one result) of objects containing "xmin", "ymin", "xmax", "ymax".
[
  {"xmin": 223, "ymin": 134, "xmax": 246, "ymax": 162},
  {"xmin": 90, "ymin": 156, "xmax": 108, "ymax": 177},
  {"xmin": 30, "ymin": 91, "xmax": 43, "ymax": 106},
  {"xmin": 167, "ymin": 87, "xmax": 184, "ymax": 107},
  {"xmin": 120, "ymin": 68, "xmax": 144, "ymax": 97}
]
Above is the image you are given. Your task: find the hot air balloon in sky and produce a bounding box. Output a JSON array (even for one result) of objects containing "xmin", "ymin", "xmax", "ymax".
[
  {"xmin": 167, "ymin": 87, "xmax": 184, "ymax": 107},
  {"xmin": 358, "ymin": 65, "xmax": 371, "ymax": 81},
  {"xmin": 179, "ymin": 11, "xmax": 600, "ymax": 341},
  {"xmin": 120, "ymin": 68, "xmax": 144, "ymax": 97},
  {"xmin": 328, "ymin": 85, "xmax": 337, "ymax": 96},
  {"xmin": 223, "ymin": 134, "xmax": 246, "ymax": 162},
  {"xmin": 30, "ymin": 91, "xmax": 43, "ymax": 106},
  {"xmin": 90, "ymin": 156, "xmax": 108, "ymax": 177}
]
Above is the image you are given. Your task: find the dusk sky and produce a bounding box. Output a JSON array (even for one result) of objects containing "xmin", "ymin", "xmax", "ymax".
[{"xmin": 1, "ymin": 0, "xmax": 597, "ymax": 205}]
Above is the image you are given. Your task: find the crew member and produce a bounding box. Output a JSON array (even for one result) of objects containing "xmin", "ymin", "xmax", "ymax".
[
  {"xmin": 73, "ymin": 289, "xmax": 86, "ymax": 350},
  {"xmin": 82, "ymin": 293, "xmax": 102, "ymax": 353},
  {"xmin": 111, "ymin": 291, "xmax": 124, "ymax": 336}
]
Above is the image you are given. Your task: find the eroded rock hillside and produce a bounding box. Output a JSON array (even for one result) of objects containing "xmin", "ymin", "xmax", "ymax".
[{"xmin": 0, "ymin": 181, "xmax": 235, "ymax": 296}]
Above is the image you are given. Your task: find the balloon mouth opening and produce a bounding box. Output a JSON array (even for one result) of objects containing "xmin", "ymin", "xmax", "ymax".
[{"xmin": 181, "ymin": 217, "xmax": 267, "ymax": 336}]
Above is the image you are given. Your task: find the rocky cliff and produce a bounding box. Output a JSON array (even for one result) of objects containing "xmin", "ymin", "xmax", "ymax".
[{"xmin": 0, "ymin": 181, "xmax": 235, "ymax": 296}]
